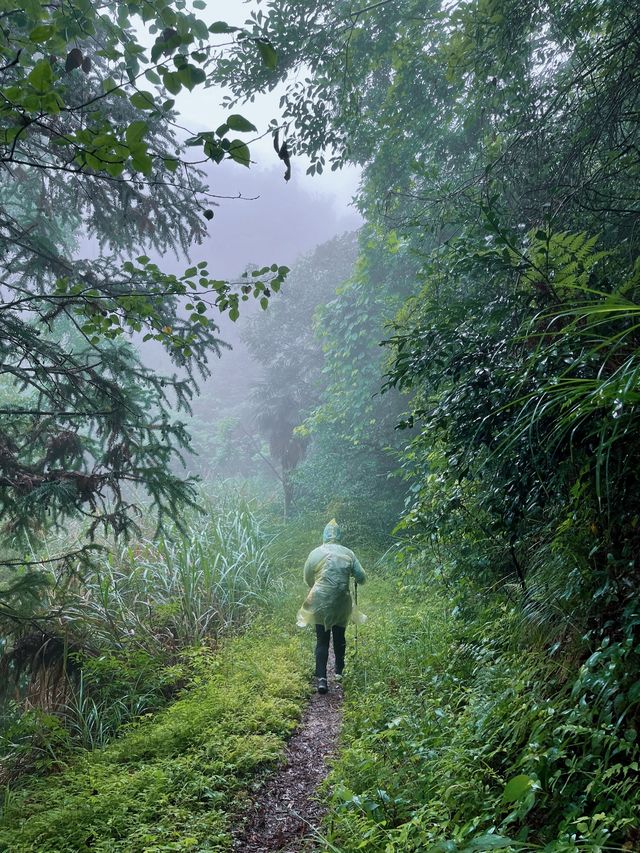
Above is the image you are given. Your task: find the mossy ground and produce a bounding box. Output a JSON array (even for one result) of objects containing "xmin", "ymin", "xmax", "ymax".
[{"xmin": 0, "ymin": 622, "xmax": 312, "ymax": 853}]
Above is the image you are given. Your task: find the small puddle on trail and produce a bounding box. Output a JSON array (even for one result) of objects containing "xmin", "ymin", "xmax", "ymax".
[{"xmin": 232, "ymin": 662, "xmax": 343, "ymax": 853}]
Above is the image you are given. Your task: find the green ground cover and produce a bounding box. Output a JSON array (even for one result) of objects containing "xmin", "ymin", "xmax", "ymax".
[
  {"xmin": 0, "ymin": 621, "xmax": 311, "ymax": 852},
  {"xmin": 322, "ymin": 573, "xmax": 639, "ymax": 852},
  {"xmin": 4, "ymin": 526, "xmax": 637, "ymax": 853}
]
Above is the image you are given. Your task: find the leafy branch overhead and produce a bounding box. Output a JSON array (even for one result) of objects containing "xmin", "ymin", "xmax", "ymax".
[
  {"xmin": 1, "ymin": 0, "xmax": 280, "ymax": 176},
  {"xmin": 0, "ymin": 0, "xmax": 286, "ymax": 556}
]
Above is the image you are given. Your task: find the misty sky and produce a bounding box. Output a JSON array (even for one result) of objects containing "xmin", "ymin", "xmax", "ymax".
[
  {"xmin": 127, "ymin": 0, "xmax": 362, "ymax": 385},
  {"xmin": 173, "ymin": 0, "xmax": 362, "ymax": 213},
  {"xmin": 150, "ymin": 0, "xmax": 362, "ymax": 280}
]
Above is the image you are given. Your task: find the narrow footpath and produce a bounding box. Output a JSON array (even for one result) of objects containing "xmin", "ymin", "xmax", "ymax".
[{"xmin": 233, "ymin": 662, "xmax": 343, "ymax": 853}]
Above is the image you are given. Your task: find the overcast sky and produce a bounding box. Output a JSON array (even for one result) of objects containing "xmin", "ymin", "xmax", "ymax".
[
  {"xmin": 159, "ymin": 0, "xmax": 362, "ymax": 249},
  {"xmin": 175, "ymin": 0, "xmax": 361, "ymax": 210},
  {"xmin": 128, "ymin": 2, "xmax": 362, "ymax": 384}
]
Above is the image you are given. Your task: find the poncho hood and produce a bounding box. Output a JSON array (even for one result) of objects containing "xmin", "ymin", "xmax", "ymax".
[{"xmin": 322, "ymin": 518, "xmax": 341, "ymax": 543}]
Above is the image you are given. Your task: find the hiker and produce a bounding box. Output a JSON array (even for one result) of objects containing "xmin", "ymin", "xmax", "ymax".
[{"xmin": 296, "ymin": 519, "xmax": 366, "ymax": 694}]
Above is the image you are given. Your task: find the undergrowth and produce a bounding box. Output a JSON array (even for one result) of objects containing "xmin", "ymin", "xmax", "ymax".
[
  {"xmin": 0, "ymin": 622, "xmax": 310, "ymax": 852},
  {"xmin": 323, "ymin": 569, "xmax": 640, "ymax": 852},
  {"xmin": 0, "ymin": 491, "xmax": 284, "ymax": 780}
]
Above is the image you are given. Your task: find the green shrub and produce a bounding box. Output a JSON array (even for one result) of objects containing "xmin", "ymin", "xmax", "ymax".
[
  {"xmin": 0, "ymin": 625, "xmax": 310, "ymax": 852},
  {"xmin": 323, "ymin": 573, "xmax": 640, "ymax": 852}
]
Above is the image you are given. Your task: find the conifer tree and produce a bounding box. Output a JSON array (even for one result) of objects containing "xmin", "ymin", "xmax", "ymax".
[{"xmin": 0, "ymin": 0, "xmax": 287, "ymax": 564}]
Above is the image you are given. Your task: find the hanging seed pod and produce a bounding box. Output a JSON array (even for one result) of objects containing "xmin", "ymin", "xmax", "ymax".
[
  {"xmin": 65, "ymin": 48, "xmax": 83, "ymax": 72},
  {"xmin": 81, "ymin": 56, "xmax": 92, "ymax": 74}
]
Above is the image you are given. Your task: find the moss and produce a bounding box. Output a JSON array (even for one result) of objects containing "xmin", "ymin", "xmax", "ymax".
[{"xmin": 0, "ymin": 628, "xmax": 311, "ymax": 853}]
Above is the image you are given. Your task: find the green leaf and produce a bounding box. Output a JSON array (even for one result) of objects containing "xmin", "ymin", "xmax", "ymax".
[
  {"xmin": 192, "ymin": 19, "xmax": 209, "ymax": 40},
  {"xmin": 256, "ymin": 39, "xmax": 278, "ymax": 70},
  {"xmin": 178, "ymin": 65, "xmax": 206, "ymax": 91},
  {"xmin": 204, "ymin": 140, "xmax": 225, "ymax": 163},
  {"xmin": 29, "ymin": 24, "xmax": 56, "ymax": 42},
  {"xmin": 105, "ymin": 160, "xmax": 125, "ymax": 177},
  {"xmin": 163, "ymin": 71, "xmax": 182, "ymax": 95},
  {"xmin": 502, "ymin": 774, "xmax": 533, "ymax": 803},
  {"xmin": 125, "ymin": 120, "xmax": 148, "ymax": 146},
  {"xmin": 130, "ymin": 149, "xmax": 153, "ymax": 174},
  {"xmin": 85, "ymin": 152, "xmax": 102, "ymax": 171},
  {"xmin": 28, "ymin": 59, "xmax": 53, "ymax": 93},
  {"xmin": 0, "ymin": 127, "xmax": 20, "ymax": 146},
  {"xmin": 228, "ymin": 139, "xmax": 250, "ymax": 167},
  {"xmin": 129, "ymin": 91, "xmax": 156, "ymax": 110},
  {"xmin": 209, "ymin": 21, "xmax": 239, "ymax": 34},
  {"xmin": 226, "ymin": 114, "xmax": 257, "ymax": 133},
  {"xmin": 462, "ymin": 836, "xmax": 516, "ymax": 851},
  {"xmin": 193, "ymin": 0, "xmax": 206, "ymax": 7}
]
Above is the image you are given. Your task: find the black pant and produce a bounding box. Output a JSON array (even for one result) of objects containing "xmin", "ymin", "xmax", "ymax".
[{"xmin": 315, "ymin": 624, "xmax": 346, "ymax": 679}]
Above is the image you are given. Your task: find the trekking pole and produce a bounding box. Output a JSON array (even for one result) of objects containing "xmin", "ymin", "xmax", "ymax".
[{"xmin": 354, "ymin": 580, "xmax": 359, "ymax": 659}]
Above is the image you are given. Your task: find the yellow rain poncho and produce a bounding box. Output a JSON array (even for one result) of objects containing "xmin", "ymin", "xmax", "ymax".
[{"xmin": 296, "ymin": 519, "xmax": 367, "ymax": 630}]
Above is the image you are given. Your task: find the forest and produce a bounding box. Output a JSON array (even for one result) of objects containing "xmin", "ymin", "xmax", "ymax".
[{"xmin": 1, "ymin": 0, "xmax": 639, "ymax": 851}]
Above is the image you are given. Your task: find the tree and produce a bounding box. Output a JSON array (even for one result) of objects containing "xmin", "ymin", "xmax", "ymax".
[
  {"xmin": 212, "ymin": 3, "xmax": 640, "ymax": 848},
  {"xmin": 241, "ymin": 229, "xmax": 411, "ymax": 534},
  {"xmin": 244, "ymin": 233, "xmax": 359, "ymax": 517},
  {"xmin": 216, "ymin": 0, "xmax": 640, "ymax": 594},
  {"xmin": 0, "ymin": 0, "xmax": 289, "ymax": 561}
]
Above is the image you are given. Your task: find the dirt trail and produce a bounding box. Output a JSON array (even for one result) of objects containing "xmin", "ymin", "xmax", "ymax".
[{"xmin": 232, "ymin": 662, "xmax": 343, "ymax": 852}]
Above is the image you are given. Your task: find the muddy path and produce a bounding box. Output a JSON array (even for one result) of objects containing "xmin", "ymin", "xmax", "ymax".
[{"xmin": 232, "ymin": 663, "xmax": 343, "ymax": 853}]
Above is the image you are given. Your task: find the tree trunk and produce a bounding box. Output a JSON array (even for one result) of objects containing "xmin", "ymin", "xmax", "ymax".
[{"xmin": 282, "ymin": 465, "xmax": 294, "ymax": 521}]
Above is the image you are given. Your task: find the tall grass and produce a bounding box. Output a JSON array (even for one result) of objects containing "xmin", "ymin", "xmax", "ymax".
[
  {"xmin": 53, "ymin": 491, "xmax": 280, "ymax": 653},
  {"xmin": 0, "ymin": 491, "xmax": 282, "ymax": 776}
]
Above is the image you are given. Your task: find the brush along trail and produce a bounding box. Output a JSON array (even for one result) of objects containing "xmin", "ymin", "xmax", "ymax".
[
  {"xmin": 233, "ymin": 659, "xmax": 343, "ymax": 852},
  {"xmin": 0, "ymin": 627, "xmax": 313, "ymax": 852}
]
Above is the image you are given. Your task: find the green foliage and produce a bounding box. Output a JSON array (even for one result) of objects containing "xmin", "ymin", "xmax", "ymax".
[
  {"xmin": 2, "ymin": 491, "xmax": 276, "ymax": 647},
  {"xmin": 214, "ymin": 10, "xmax": 640, "ymax": 851},
  {"xmin": 323, "ymin": 573, "xmax": 640, "ymax": 852},
  {"xmin": 236, "ymin": 228, "xmax": 412, "ymax": 531},
  {"xmin": 4, "ymin": 0, "xmax": 638, "ymax": 845},
  {"xmin": 1, "ymin": 0, "xmax": 272, "ymax": 176},
  {"xmin": 0, "ymin": 626, "xmax": 310, "ymax": 852},
  {"xmin": 0, "ymin": 491, "xmax": 283, "ymax": 780},
  {"xmin": 240, "ymin": 233, "xmax": 361, "ymax": 516},
  {"xmin": 0, "ymin": 1, "xmax": 290, "ymax": 564},
  {"xmin": 0, "ymin": 703, "xmax": 72, "ymax": 780},
  {"xmin": 65, "ymin": 491, "xmax": 280, "ymax": 648}
]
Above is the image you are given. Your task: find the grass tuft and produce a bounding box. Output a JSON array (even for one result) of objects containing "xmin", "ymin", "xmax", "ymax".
[{"xmin": 0, "ymin": 625, "xmax": 310, "ymax": 852}]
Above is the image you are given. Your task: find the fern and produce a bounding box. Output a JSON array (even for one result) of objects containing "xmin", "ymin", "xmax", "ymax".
[{"xmin": 502, "ymin": 230, "xmax": 640, "ymax": 501}]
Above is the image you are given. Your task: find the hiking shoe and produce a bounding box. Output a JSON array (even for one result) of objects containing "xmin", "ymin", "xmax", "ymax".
[{"xmin": 317, "ymin": 677, "xmax": 328, "ymax": 694}]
